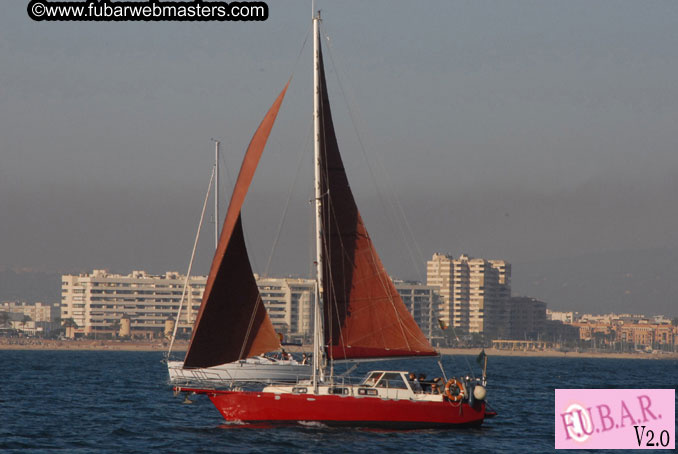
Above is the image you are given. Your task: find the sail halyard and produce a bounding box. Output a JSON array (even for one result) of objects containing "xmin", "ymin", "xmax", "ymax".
[
  {"xmin": 183, "ymin": 83, "xmax": 290, "ymax": 369},
  {"xmin": 316, "ymin": 33, "xmax": 436, "ymax": 361}
]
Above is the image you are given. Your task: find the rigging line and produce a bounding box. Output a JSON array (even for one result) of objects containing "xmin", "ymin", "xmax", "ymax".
[
  {"xmin": 321, "ymin": 29, "xmax": 423, "ymax": 284},
  {"xmin": 263, "ymin": 122, "xmax": 313, "ymax": 277},
  {"xmin": 289, "ymin": 26, "xmax": 311, "ymax": 80},
  {"xmin": 448, "ymin": 322, "xmax": 476, "ymax": 378},
  {"xmin": 239, "ymin": 293, "xmax": 266, "ymax": 360},
  {"xmin": 217, "ymin": 140, "xmax": 233, "ymax": 212},
  {"xmin": 318, "ymin": 24, "xmax": 360, "ymax": 366},
  {"xmin": 316, "ymin": 80, "xmax": 412, "ymax": 355},
  {"xmin": 319, "ymin": 105, "xmax": 403, "ymax": 356},
  {"xmin": 236, "ymin": 28, "xmax": 310, "ymax": 277},
  {"xmin": 315, "ymin": 45, "xmax": 339, "ymax": 367},
  {"xmin": 168, "ymin": 166, "xmax": 215, "ymax": 359},
  {"xmin": 321, "ymin": 30, "xmax": 429, "ymax": 351},
  {"xmin": 322, "ymin": 138, "xmax": 410, "ymax": 353},
  {"xmin": 316, "ymin": 54, "xmax": 359, "ymax": 364},
  {"xmin": 374, "ymin": 155, "xmax": 428, "ymax": 280},
  {"xmin": 318, "ymin": 122, "xmax": 347, "ymax": 365},
  {"xmin": 319, "ymin": 26, "xmax": 414, "ymax": 365},
  {"xmin": 240, "ymin": 211, "xmax": 260, "ymax": 274}
]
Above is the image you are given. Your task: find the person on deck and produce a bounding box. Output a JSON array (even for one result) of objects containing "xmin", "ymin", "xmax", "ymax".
[
  {"xmin": 418, "ymin": 373, "xmax": 430, "ymax": 393},
  {"xmin": 408, "ymin": 372, "xmax": 423, "ymax": 393}
]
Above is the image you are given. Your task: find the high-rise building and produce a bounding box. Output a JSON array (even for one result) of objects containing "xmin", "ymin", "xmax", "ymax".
[
  {"xmin": 392, "ymin": 280, "xmax": 440, "ymax": 341},
  {"xmin": 426, "ymin": 253, "xmax": 511, "ymax": 335},
  {"xmin": 506, "ymin": 296, "xmax": 546, "ymax": 339}
]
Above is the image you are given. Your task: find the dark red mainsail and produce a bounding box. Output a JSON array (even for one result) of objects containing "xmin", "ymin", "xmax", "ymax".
[
  {"xmin": 316, "ymin": 48, "xmax": 436, "ymax": 360},
  {"xmin": 184, "ymin": 83, "xmax": 289, "ymax": 369}
]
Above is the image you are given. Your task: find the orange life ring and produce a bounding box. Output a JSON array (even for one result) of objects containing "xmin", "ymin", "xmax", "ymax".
[{"xmin": 444, "ymin": 378, "xmax": 465, "ymax": 402}]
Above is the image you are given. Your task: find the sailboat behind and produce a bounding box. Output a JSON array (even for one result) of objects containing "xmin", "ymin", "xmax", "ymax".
[{"xmin": 167, "ymin": 84, "xmax": 310, "ymax": 386}]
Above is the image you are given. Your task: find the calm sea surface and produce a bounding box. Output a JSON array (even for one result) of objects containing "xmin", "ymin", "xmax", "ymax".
[{"xmin": 0, "ymin": 351, "xmax": 675, "ymax": 453}]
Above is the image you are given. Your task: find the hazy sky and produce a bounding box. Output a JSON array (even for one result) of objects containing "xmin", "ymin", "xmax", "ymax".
[{"xmin": 2, "ymin": 1, "xmax": 677, "ymax": 312}]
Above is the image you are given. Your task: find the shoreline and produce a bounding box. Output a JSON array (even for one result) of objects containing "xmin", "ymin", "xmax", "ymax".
[
  {"xmin": 1, "ymin": 339, "xmax": 676, "ymax": 360},
  {"xmin": 437, "ymin": 347, "xmax": 678, "ymax": 360}
]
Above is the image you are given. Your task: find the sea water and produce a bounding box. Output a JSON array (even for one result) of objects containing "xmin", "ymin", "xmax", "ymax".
[{"xmin": 0, "ymin": 350, "xmax": 675, "ymax": 453}]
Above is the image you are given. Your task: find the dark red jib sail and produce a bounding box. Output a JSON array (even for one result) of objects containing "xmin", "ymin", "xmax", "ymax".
[
  {"xmin": 183, "ymin": 84, "xmax": 289, "ymax": 369},
  {"xmin": 317, "ymin": 47, "xmax": 436, "ymax": 360}
]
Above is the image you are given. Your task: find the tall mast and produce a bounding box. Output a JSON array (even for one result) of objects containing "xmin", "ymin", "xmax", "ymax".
[
  {"xmin": 214, "ymin": 139, "xmax": 220, "ymax": 249},
  {"xmin": 311, "ymin": 8, "xmax": 325, "ymax": 390}
]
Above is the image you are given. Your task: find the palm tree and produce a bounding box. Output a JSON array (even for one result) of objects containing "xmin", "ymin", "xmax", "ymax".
[
  {"xmin": 62, "ymin": 317, "xmax": 78, "ymax": 328},
  {"xmin": 20, "ymin": 314, "xmax": 32, "ymax": 331},
  {"xmin": 0, "ymin": 311, "xmax": 9, "ymax": 327},
  {"xmin": 62, "ymin": 318, "xmax": 78, "ymax": 339},
  {"xmin": 110, "ymin": 319, "xmax": 121, "ymax": 338}
]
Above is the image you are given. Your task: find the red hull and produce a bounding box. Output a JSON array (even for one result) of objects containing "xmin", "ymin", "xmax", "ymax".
[{"xmin": 186, "ymin": 389, "xmax": 486, "ymax": 429}]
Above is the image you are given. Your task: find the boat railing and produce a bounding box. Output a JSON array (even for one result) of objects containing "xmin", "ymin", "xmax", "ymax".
[{"xmin": 168, "ymin": 367, "xmax": 314, "ymax": 389}]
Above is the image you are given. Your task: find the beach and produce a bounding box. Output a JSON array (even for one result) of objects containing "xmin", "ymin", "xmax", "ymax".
[
  {"xmin": 437, "ymin": 347, "xmax": 678, "ymax": 360},
  {"xmin": 0, "ymin": 338, "xmax": 189, "ymax": 352}
]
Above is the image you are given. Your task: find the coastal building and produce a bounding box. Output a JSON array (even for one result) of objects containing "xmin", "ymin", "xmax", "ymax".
[
  {"xmin": 256, "ymin": 276, "xmax": 315, "ymax": 343},
  {"xmin": 539, "ymin": 320, "xmax": 581, "ymax": 344},
  {"xmin": 547, "ymin": 310, "xmax": 578, "ymax": 324},
  {"xmin": 1, "ymin": 301, "xmax": 61, "ymax": 336},
  {"xmin": 61, "ymin": 270, "xmax": 445, "ymax": 342},
  {"xmin": 258, "ymin": 277, "xmax": 440, "ymax": 343},
  {"xmin": 1, "ymin": 301, "xmax": 59, "ymax": 323},
  {"xmin": 571, "ymin": 318, "xmax": 677, "ymax": 349},
  {"xmin": 618, "ymin": 323, "xmax": 676, "ymax": 348},
  {"xmin": 506, "ymin": 297, "xmax": 547, "ymax": 340},
  {"xmin": 61, "ymin": 270, "xmax": 206, "ymax": 339},
  {"xmin": 392, "ymin": 280, "xmax": 440, "ymax": 341},
  {"xmin": 426, "ymin": 253, "xmax": 511, "ymax": 335}
]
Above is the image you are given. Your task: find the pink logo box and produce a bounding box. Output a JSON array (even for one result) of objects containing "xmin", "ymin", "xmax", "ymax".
[{"xmin": 555, "ymin": 389, "xmax": 675, "ymax": 450}]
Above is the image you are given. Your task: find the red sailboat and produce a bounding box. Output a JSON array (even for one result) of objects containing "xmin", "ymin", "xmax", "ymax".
[{"xmin": 175, "ymin": 11, "xmax": 493, "ymax": 429}]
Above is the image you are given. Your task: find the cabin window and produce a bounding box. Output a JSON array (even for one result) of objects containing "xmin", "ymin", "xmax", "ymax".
[
  {"xmin": 362, "ymin": 372, "xmax": 383, "ymax": 387},
  {"xmin": 292, "ymin": 387, "xmax": 308, "ymax": 394},
  {"xmin": 375, "ymin": 373, "xmax": 408, "ymax": 389},
  {"xmin": 329, "ymin": 387, "xmax": 349, "ymax": 395},
  {"xmin": 358, "ymin": 388, "xmax": 378, "ymax": 396}
]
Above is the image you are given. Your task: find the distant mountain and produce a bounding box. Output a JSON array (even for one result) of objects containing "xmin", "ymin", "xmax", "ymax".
[
  {"xmin": 0, "ymin": 268, "xmax": 61, "ymax": 303},
  {"xmin": 512, "ymin": 248, "xmax": 678, "ymax": 316}
]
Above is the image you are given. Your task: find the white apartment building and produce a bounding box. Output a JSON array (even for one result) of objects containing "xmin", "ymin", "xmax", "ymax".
[
  {"xmin": 426, "ymin": 253, "xmax": 511, "ymax": 335},
  {"xmin": 61, "ymin": 270, "xmax": 316, "ymax": 340},
  {"xmin": 1, "ymin": 301, "xmax": 61, "ymax": 336},
  {"xmin": 256, "ymin": 276, "xmax": 315, "ymax": 342},
  {"xmin": 61, "ymin": 270, "xmax": 439, "ymax": 342},
  {"xmin": 61, "ymin": 270, "xmax": 206, "ymax": 338},
  {"xmin": 1, "ymin": 301, "xmax": 59, "ymax": 322},
  {"xmin": 547, "ymin": 310, "xmax": 577, "ymax": 324}
]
